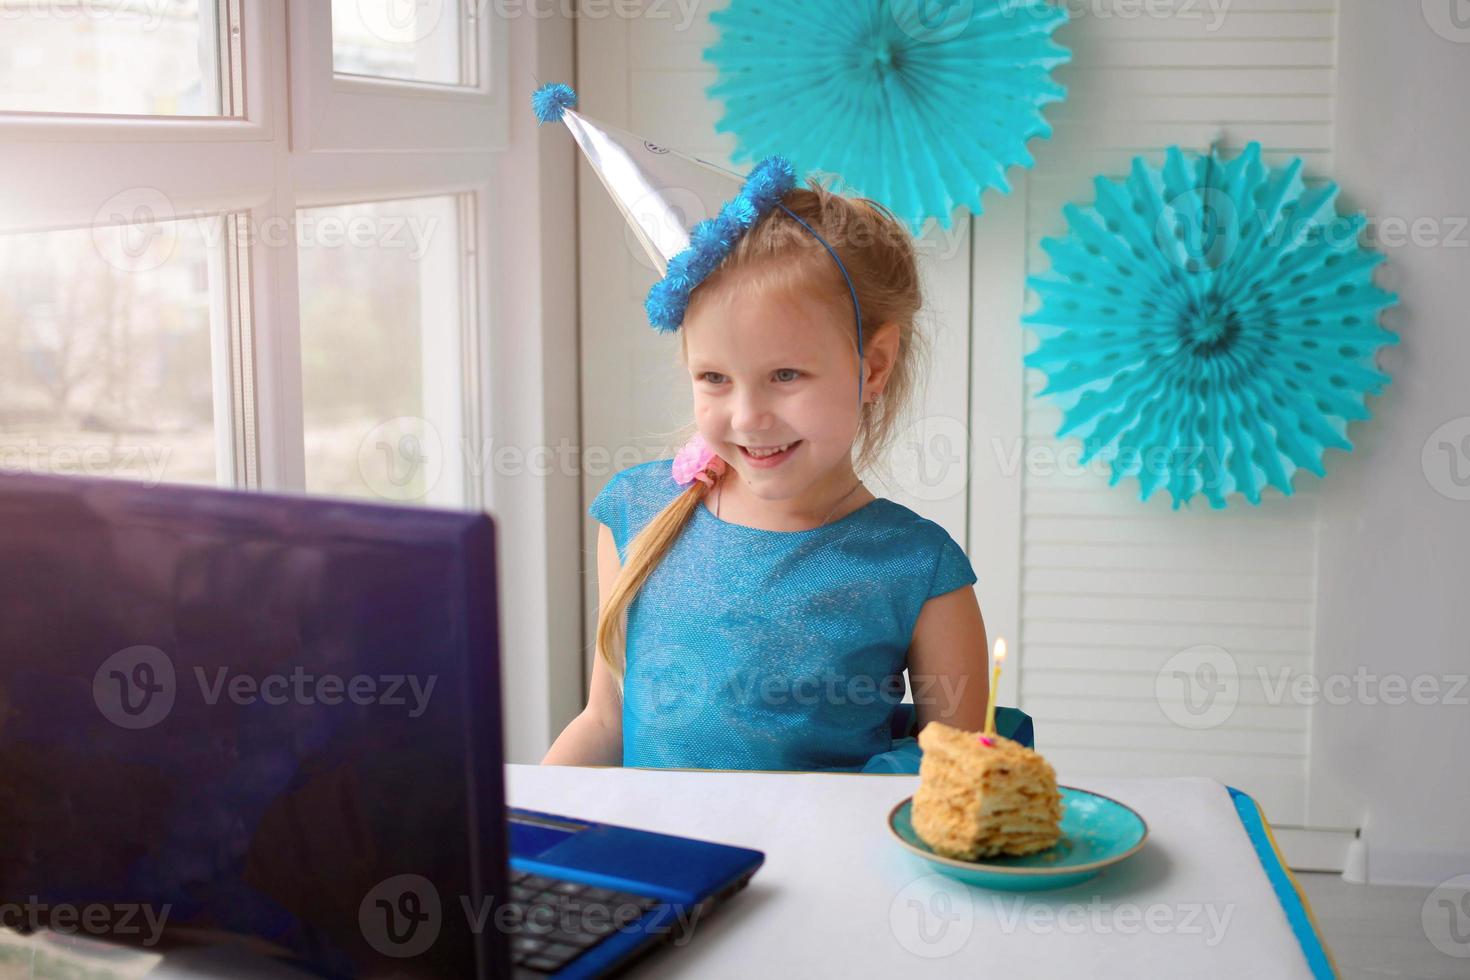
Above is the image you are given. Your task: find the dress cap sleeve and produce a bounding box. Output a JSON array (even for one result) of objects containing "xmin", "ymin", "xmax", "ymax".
[{"xmin": 926, "ymin": 531, "xmax": 977, "ymax": 601}]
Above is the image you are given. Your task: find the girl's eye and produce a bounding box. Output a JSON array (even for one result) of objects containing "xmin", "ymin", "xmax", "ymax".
[{"xmin": 699, "ymin": 370, "xmax": 800, "ymax": 384}]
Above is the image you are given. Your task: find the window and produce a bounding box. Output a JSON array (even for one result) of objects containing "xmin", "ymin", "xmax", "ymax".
[
  {"xmin": 0, "ymin": 2, "xmax": 501, "ymax": 509},
  {"xmin": 0, "ymin": 0, "xmax": 241, "ymax": 116}
]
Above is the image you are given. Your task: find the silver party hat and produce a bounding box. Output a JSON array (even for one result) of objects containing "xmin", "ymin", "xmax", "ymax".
[{"xmin": 532, "ymin": 82, "xmax": 797, "ymax": 332}]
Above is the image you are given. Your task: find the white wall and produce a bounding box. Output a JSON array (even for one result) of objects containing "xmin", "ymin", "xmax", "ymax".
[
  {"xmin": 1309, "ymin": 0, "xmax": 1470, "ymax": 886},
  {"xmin": 489, "ymin": 12, "xmax": 580, "ymax": 764}
]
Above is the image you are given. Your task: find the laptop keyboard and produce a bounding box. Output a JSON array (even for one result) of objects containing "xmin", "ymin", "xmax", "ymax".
[{"xmin": 507, "ymin": 868, "xmax": 663, "ymax": 974}]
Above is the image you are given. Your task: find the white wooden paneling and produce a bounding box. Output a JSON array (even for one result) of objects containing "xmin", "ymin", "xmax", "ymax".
[
  {"xmin": 1056, "ymin": 66, "xmax": 1336, "ymax": 96},
  {"xmin": 1008, "ymin": 0, "xmax": 1337, "ymax": 824},
  {"xmin": 1068, "ymin": 12, "xmax": 1333, "ymax": 39}
]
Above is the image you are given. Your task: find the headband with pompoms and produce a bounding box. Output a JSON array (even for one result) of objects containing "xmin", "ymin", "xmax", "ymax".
[{"xmin": 645, "ymin": 156, "xmax": 796, "ymax": 332}]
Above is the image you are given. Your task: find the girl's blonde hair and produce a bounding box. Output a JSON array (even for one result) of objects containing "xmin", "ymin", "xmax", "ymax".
[{"xmin": 596, "ymin": 180, "xmax": 928, "ymax": 689}]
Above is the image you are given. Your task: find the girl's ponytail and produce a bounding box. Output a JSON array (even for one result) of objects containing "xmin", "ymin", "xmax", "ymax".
[{"xmin": 595, "ymin": 472, "xmax": 717, "ymax": 689}]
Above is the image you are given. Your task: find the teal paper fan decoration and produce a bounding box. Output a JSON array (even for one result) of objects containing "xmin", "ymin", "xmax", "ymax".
[
  {"xmin": 704, "ymin": 0, "xmax": 1070, "ymax": 233},
  {"xmin": 1024, "ymin": 142, "xmax": 1399, "ymax": 510}
]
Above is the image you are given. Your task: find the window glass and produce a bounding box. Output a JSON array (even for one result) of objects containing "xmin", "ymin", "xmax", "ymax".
[
  {"xmin": 0, "ymin": 1, "xmax": 226, "ymax": 116},
  {"xmin": 297, "ymin": 195, "xmax": 466, "ymax": 506},
  {"xmin": 0, "ymin": 214, "xmax": 223, "ymax": 485}
]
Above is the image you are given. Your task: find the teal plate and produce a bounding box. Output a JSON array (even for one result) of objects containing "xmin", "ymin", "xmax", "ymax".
[{"xmin": 888, "ymin": 787, "xmax": 1149, "ymax": 891}]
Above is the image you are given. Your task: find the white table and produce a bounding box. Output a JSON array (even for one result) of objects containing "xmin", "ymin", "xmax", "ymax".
[
  {"xmin": 508, "ymin": 765, "xmax": 1325, "ymax": 979},
  {"xmin": 79, "ymin": 765, "xmax": 1324, "ymax": 978}
]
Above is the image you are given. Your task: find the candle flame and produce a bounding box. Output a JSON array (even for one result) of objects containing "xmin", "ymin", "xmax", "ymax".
[{"xmin": 994, "ymin": 636, "xmax": 1007, "ymax": 664}]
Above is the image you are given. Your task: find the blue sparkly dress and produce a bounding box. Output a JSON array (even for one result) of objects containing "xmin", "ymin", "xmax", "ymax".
[{"xmin": 588, "ymin": 458, "xmax": 978, "ymax": 774}]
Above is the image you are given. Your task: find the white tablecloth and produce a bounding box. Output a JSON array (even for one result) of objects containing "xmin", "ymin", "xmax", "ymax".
[{"xmin": 508, "ymin": 765, "xmax": 1317, "ymax": 979}]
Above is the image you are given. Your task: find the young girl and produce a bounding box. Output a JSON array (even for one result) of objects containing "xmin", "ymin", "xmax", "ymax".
[{"xmin": 542, "ymin": 182, "xmax": 991, "ymax": 773}]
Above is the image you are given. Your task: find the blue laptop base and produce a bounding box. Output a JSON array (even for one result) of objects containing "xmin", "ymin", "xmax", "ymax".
[{"xmin": 508, "ymin": 808, "xmax": 763, "ymax": 978}]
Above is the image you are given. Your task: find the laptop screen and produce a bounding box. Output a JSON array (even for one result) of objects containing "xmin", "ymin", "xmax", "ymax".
[{"xmin": 0, "ymin": 473, "xmax": 511, "ymax": 978}]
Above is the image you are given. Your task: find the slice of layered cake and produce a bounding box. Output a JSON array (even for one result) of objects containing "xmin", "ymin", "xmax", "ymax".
[{"xmin": 911, "ymin": 722, "xmax": 1063, "ymax": 860}]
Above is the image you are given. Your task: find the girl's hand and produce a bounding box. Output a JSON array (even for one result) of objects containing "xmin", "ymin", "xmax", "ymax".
[{"xmin": 908, "ymin": 585, "xmax": 990, "ymax": 735}]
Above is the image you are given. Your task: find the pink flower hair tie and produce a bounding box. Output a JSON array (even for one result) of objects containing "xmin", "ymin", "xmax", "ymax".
[{"xmin": 672, "ymin": 433, "xmax": 726, "ymax": 489}]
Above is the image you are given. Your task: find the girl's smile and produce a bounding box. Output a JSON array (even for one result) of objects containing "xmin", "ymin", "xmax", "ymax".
[{"xmin": 737, "ymin": 440, "xmax": 802, "ymax": 466}]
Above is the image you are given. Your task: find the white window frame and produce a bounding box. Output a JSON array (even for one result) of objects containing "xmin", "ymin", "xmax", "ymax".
[
  {"xmin": 0, "ymin": 0, "xmax": 265, "ymax": 143},
  {"xmin": 288, "ymin": 1, "xmax": 508, "ymax": 153},
  {"xmin": 0, "ymin": 0, "xmax": 504, "ymax": 502}
]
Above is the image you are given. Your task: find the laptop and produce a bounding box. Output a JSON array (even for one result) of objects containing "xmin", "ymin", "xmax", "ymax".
[{"xmin": 0, "ymin": 472, "xmax": 763, "ymax": 978}]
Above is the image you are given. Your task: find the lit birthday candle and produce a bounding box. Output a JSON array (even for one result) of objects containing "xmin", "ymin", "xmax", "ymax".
[{"xmin": 983, "ymin": 637, "xmax": 1007, "ymax": 736}]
